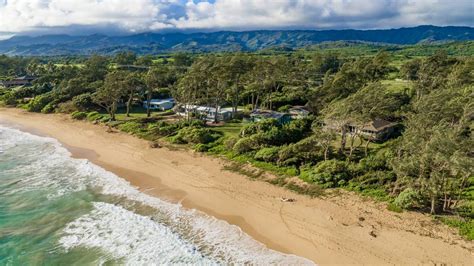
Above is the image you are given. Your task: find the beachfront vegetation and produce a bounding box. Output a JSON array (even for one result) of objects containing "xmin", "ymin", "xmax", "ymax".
[{"xmin": 0, "ymin": 44, "xmax": 473, "ymax": 239}]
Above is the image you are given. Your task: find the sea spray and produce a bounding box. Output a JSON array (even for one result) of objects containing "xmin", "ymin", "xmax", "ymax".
[{"xmin": 0, "ymin": 125, "xmax": 314, "ymax": 265}]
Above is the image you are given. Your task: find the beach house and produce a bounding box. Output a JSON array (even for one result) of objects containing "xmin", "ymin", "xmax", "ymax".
[
  {"xmin": 0, "ymin": 75, "xmax": 36, "ymax": 88},
  {"xmin": 143, "ymin": 98, "xmax": 175, "ymax": 111},
  {"xmin": 324, "ymin": 118, "xmax": 398, "ymax": 141},
  {"xmin": 356, "ymin": 119, "xmax": 398, "ymax": 141},
  {"xmin": 175, "ymin": 104, "xmax": 233, "ymax": 122},
  {"xmin": 288, "ymin": 106, "xmax": 311, "ymax": 119},
  {"xmin": 249, "ymin": 110, "xmax": 292, "ymax": 124}
]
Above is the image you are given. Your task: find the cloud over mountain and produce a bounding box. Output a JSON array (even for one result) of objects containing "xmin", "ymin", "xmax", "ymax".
[{"xmin": 0, "ymin": 0, "xmax": 473, "ymax": 35}]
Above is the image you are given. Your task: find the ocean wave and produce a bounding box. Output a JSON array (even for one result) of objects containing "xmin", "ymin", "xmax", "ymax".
[{"xmin": 0, "ymin": 124, "xmax": 314, "ymax": 265}]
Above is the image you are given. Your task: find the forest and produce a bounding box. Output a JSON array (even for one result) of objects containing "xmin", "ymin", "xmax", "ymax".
[{"xmin": 0, "ymin": 45, "xmax": 473, "ymax": 239}]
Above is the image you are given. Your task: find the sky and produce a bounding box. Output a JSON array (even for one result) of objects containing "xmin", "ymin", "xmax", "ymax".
[{"xmin": 0, "ymin": 0, "xmax": 473, "ymax": 38}]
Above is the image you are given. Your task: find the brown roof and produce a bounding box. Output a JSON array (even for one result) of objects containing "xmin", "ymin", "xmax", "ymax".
[{"xmin": 362, "ymin": 119, "xmax": 397, "ymax": 132}]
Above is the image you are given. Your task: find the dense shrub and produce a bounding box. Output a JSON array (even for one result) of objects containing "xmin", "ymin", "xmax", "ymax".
[
  {"xmin": 72, "ymin": 93, "xmax": 95, "ymax": 111},
  {"xmin": 233, "ymin": 136, "xmax": 260, "ymax": 154},
  {"xmin": 41, "ymin": 103, "xmax": 56, "ymax": 113},
  {"xmin": 306, "ymin": 159, "xmax": 352, "ymax": 188},
  {"xmin": 394, "ymin": 188, "xmax": 422, "ymax": 209},
  {"xmin": 254, "ymin": 146, "xmax": 281, "ymax": 162},
  {"xmin": 194, "ymin": 143, "xmax": 209, "ymax": 152},
  {"xmin": 358, "ymin": 148, "xmax": 394, "ymax": 172},
  {"xmin": 26, "ymin": 93, "xmax": 54, "ymax": 112},
  {"xmin": 1, "ymin": 91, "xmax": 17, "ymax": 106},
  {"xmin": 171, "ymin": 127, "xmax": 218, "ymax": 144},
  {"xmin": 224, "ymin": 137, "xmax": 239, "ymax": 150},
  {"xmin": 11, "ymin": 86, "xmax": 35, "ymax": 98},
  {"xmin": 86, "ymin": 111, "xmax": 103, "ymax": 122},
  {"xmin": 350, "ymin": 170, "xmax": 395, "ymax": 189},
  {"xmin": 240, "ymin": 119, "xmax": 280, "ymax": 137},
  {"xmin": 117, "ymin": 121, "xmax": 144, "ymax": 134},
  {"xmin": 277, "ymin": 136, "xmax": 322, "ymax": 166},
  {"xmin": 56, "ymin": 101, "xmax": 77, "ymax": 113},
  {"xmin": 71, "ymin": 111, "xmax": 87, "ymax": 120}
]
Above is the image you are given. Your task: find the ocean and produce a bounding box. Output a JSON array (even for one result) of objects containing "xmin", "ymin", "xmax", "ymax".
[{"xmin": 0, "ymin": 124, "xmax": 313, "ymax": 265}]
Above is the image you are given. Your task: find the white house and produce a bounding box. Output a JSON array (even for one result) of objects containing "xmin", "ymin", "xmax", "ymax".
[
  {"xmin": 176, "ymin": 104, "xmax": 233, "ymax": 122},
  {"xmin": 143, "ymin": 98, "xmax": 175, "ymax": 111}
]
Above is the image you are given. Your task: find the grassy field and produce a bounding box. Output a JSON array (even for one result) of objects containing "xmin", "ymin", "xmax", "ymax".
[
  {"xmin": 381, "ymin": 79, "xmax": 413, "ymax": 92},
  {"xmin": 211, "ymin": 122, "xmax": 243, "ymax": 138}
]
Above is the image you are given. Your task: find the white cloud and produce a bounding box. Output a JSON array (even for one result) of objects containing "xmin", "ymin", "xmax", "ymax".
[{"xmin": 0, "ymin": 0, "xmax": 472, "ymax": 35}]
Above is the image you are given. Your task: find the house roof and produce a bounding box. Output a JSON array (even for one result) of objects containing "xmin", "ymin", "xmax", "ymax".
[
  {"xmin": 149, "ymin": 98, "xmax": 174, "ymax": 104},
  {"xmin": 17, "ymin": 75, "xmax": 37, "ymax": 80},
  {"xmin": 250, "ymin": 110, "xmax": 287, "ymax": 119},
  {"xmin": 289, "ymin": 106, "xmax": 311, "ymax": 114},
  {"xmin": 362, "ymin": 119, "xmax": 397, "ymax": 132},
  {"xmin": 183, "ymin": 105, "xmax": 231, "ymax": 114}
]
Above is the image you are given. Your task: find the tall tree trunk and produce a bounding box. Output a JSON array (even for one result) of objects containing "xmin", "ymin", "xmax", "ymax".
[
  {"xmin": 251, "ymin": 93, "xmax": 255, "ymax": 110},
  {"xmin": 126, "ymin": 92, "xmax": 133, "ymax": 117},
  {"xmin": 348, "ymin": 133, "xmax": 356, "ymax": 159},
  {"xmin": 214, "ymin": 103, "xmax": 219, "ymax": 124},
  {"xmin": 430, "ymin": 196, "xmax": 436, "ymax": 214},
  {"xmin": 339, "ymin": 126, "xmax": 347, "ymax": 155},
  {"xmin": 111, "ymin": 101, "xmax": 117, "ymax": 121},
  {"xmin": 324, "ymin": 147, "xmax": 329, "ymax": 161},
  {"xmin": 364, "ymin": 138, "xmax": 371, "ymax": 156},
  {"xmin": 146, "ymin": 90, "xmax": 152, "ymax": 117}
]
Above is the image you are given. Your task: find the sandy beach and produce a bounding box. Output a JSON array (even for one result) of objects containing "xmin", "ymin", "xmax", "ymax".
[{"xmin": 1, "ymin": 108, "xmax": 472, "ymax": 265}]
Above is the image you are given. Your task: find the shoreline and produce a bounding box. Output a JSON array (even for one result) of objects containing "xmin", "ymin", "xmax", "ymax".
[{"xmin": 1, "ymin": 108, "xmax": 472, "ymax": 264}]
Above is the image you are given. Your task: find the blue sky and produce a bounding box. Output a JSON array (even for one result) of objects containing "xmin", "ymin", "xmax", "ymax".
[{"xmin": 0, "ymin": 0, "xmax": 472, "ymax": 38}]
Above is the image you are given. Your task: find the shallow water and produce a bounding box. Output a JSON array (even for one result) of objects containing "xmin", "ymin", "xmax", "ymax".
[{"xmin": 0, "ymin": 124, "xmax": 313, "ymax": 265}]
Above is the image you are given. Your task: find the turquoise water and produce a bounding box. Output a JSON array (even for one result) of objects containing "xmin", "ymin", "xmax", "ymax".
[{"xmin": 0, "ymin": 124, "xmax": 312, "ymax": 265}]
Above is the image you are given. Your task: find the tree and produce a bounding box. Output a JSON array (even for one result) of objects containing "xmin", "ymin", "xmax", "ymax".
[
  {"xmin": 114, "ymin": 51, "xmax": 137, "ymax": 66},
  {"xmin": 391, "ymin": 84, "xmax": 473, "ymax": 214},
  {"xmin": 323, "ymin": 83, "xmax": 409, "ymax": 157},
  {"xmin": 225, "ymin": 55, "xmax": 253, "ymax": 117},
  {"xmin": 82, "ymin": 55, "xmax": 109, "ymax": 82},
  {"xmin": 312, "ymin": 127, "xmax": 337, "ymax": 161},
  {"xmin": 123, "ymin": 72, "xmax": 144, "ymax": 117},
  {"xmin": 135, "ymin": 55, "xmax": 154, "ymax": 67},
  {"xmin": 413, "ymin": 50, "xmax": 457, "ymax": 100},
  {"xmin": 145, "ymin": 66, "xmax": 170, "ymax": 117},
  {"xmin": 93, "ymin": 71, "xmax": 126, "ymax": 121}
]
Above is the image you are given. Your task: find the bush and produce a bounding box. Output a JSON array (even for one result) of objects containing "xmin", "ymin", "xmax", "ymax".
[
  {"xmin": 117, "ymin": 121, "xmax": 144, "ymax": 134},
  {"xmin": 224, "ymin": 137, "xmax": 239, "ymax": 150},
  {"xmin": 41, "ymin": 103, "xmax": 56, "ymax": 113},
  {"xmin": 72, "ymin": 93, "xmax": 95, "ymax": 111},
  {"xmin": 394, "ymin": 188, "xmax": 422, "ymax": 209},
  {"xmin": 439, "ymin": 216, "xmax": 474, "ymax": 241},
  {"xmin": 86, "ymin": 111, "xmax": 103, "ymax": 122},
  {"xmin": 387, "ymin": 203, "xmax": 403, "ymax": 213},
  {"xmin": 171, "ymin": 127, "xmax": 218, "ymax": 144},
  {"xmin": 240, "ymin": 119, "xmax": 280, "ymax": 137},
  {"xmin": 56, "ymin": 101, "xmax": 78, "ymax": 113},
  {"xmin": 233, "ymin": 136, "xmax": 260, "ymax": 154},
  {"xmin": 1, "ymin": 92, "xmax": 17, "ymax": 106},
  {"xmin": 71, "ymin": 111, "xmax": 87, "ymax": 120},
  {"xmin": 254, "ymin": 146, "xmax": 281, "ymax": 162},
  {"xmin": 26, "ymin": 93, "xmax": 54, "ymax": 112},
  {"xmin": 194, "ymin": 143, "xmax": 209, "ymax": 152},
  {"xmin": 306, "ymin": 159, "xmax": 352, "ymax": 188},
  {"xmin": 358, "ymin": 148, "xmax": 394, "ymax": 172}
]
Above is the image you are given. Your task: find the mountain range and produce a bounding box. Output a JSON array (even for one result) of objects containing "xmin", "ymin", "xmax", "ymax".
[{"xmin": 0, "ymin": 25, "xmax": 472, "ymax": 56}]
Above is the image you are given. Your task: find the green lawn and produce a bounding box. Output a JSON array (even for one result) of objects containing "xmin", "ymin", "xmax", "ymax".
[
  {"xmin": 381, "ymin": 79, "xmax": 413, "ymax": 92},
  {"xmin": 211, "ymin": 122, "xmax": 243, "ymax": 138},
  {"xmin": 109, "ymin": 106, "xmax": 168, "ymax": 120}
]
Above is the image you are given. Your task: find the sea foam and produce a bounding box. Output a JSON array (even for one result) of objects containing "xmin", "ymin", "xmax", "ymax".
[{"xmin": 0, "ymin": 125, "xmax": 314, "ymax": 265}]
